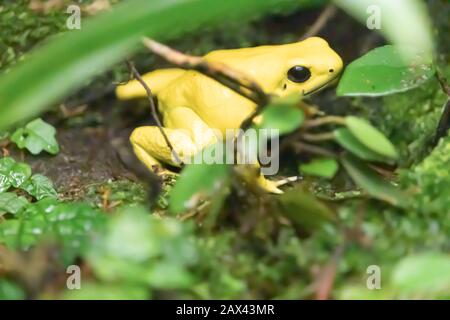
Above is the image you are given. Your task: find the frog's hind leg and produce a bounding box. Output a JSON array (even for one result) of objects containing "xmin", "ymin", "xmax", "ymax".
[
  {"xmin": 130, "ymin": 107, "xmax": 219, "ymax": 176},
  {"xmin": 116, "ymin": 68, "xmax": 185, "ymax": 100},
  {"xmin": 130, "ymin": 126, "xmax": 198, "ymax": 173}
]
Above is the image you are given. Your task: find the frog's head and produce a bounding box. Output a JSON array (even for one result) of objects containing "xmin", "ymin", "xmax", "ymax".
[{"xmin": 273, "ymin": 37, "xmax": 343, "ymax": 97}]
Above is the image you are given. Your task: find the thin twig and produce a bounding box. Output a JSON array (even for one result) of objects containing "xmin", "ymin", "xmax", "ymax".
[
  {"xmin": 300, "ymin": 4, "xmax": 337, "ymax": 40},
  {"xmin": 302, "ymin": 132, "xmax": 335, "ymax": 142},
  {"xmin": 292, "ymin": 141, "xmax": 336, "ymax": 158},
  {"xmin": 435, "ymin": 72, "xmax": 450, "ymax": 96},
  {"xmin": 314, "ymin": 243, "xmax": 345, "ymax": 300},
  {"xmin": 126, "ymin": 60, "xmax": 182, "ymax": 165},
  {"xmin": 304, "ymin": 116, "xmax": 346, "ymax": 128},
  {"xmin": 432, "ymin": 71, "xmax": 450, "ymax": 146}
]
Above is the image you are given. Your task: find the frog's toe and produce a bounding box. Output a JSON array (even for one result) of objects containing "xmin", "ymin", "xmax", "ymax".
[{"xmin": 274, "ymin": 176, "xmax": 299, "ymax": 187}]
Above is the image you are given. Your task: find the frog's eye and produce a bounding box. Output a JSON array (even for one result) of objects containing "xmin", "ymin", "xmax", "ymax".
[{"xmin": 287, "ymin": 66, "xmax": 311, "ymax": 83}]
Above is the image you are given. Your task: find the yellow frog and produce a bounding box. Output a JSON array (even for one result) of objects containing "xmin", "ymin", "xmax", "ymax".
[{"xmin": 116, "ymin": 37, "xmax": 343, "ymax": 193}]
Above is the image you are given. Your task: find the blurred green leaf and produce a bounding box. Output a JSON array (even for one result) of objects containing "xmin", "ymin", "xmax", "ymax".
[
  {"xmin": 345, "ymin": 116, "xmax": 398, "ymax": 159},
  {"xmin": 21, "ymin": 174, "xmax": 58, "ymax": 200},
  {"xmin": 258, "ymin": 101, "xmax": 304, "ymax": 135},
  {"xmin": 337, "ymin": 45, "xmax": 434, "ymax": 97},
  {"xmin": 341, "ymin": 154, "xmax": 406, "ymax": 207},
  {"xmin": 338, "ymin": 285, "xmax": 395, "ymax": 300},
  {"xmin": 0, "ymin": 199, "xmax": 105, "ymax": 264},
  {"xmin": 87, "ymin": 206, "xmax": 196, "ymax": 290},
  {"xmin": 63, "ymin": 283, "xmax": 150, "ymax": 300},
  {"xmin": 278, "ymin": 186, "xmax": 336, "ymax": 229},
  {"xmin": 299, "ymin": 158, "xmax": 338, "ymax": 179},
  {"xmin": 334, "ymin": 0, "xmax": 434, "ymax": 56},
  {"xmin": 11, "ymin": 118, "xmax": 59, "ymax": 155},
  {"xmin": 0, "ymin": 279, "xmax": 26, "ymax": 300},
  {"xmin": 391, "ymin": 253, "xmax": 450, "ymax": 297},
  {"xmin": 0, "ymin": 192, "xmax": 28, "ymax": 216},
  {"xmin": 334, "ymin": 128, "xmax": 389, "ymax": 162},
  {"xmin": 0, "ymin": 0, "xmax": 300, "ymax": 130},
  {"xmin": 170, "ymin": 144, "xmax": 231, "ymax": 214}
]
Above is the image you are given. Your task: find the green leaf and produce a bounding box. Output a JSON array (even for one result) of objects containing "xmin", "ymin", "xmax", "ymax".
[
  {"xmin": 11, "ymin": 118, "xmax": 59, "ymax": 155},
  {"xmin": 345, "ymin": 116, "xmax": 398, "ymax": 159},
  {"xmin": 0, "ymin": 157, "xmax": 16, "ymax": 192},
  {"xmin": 299, "ymin": 158, "xmax": 339, "ymax": 179},
  {"xmin": 391, "ymin": 253, "xmax": 450, "ymax": 297},
  {"xmin": 337, "ymin": 45, "xmax": 434, "ymax": 96},
  {"xmin": 258, "ymin": 100, "xmax": 304, "ymax": 135},
  {"xmin": 0, "ymin": 279, "xmax": 26, "ymax": 300},
  {"xmin": 9, "ymin": 162, "xmax": 32, "ymax": 188},
  {"xmin": 340, "ymin": 154, "xmax": 406, "ymax": 207},
  {"xmin": 0, "ymin": 200, "xmax": 106, "ymax": 264},
  {"xmin": 169, "ymin": 144, "xmax": 231, "ymax": 214},
  {"xmin": 21, "ymin": 174, "xmax": 58, "ymax": 200},
  {"xmin": 278, "ymin": 186, "xmax": 336, "ymax": 229},
  {"xmin": 334, "ymin": 128, "xmax": 389, "ymax": 162},
  {"xmin": 87, "ymin": 206, "xmax": 196, "ymax": 289},
  {"xmin": 0, "ymin": 192, "xmax": 28, "ymax": 216},
  {"xmin": 0, "ymin": 0, "xmax": 300, "ymax": 130}
]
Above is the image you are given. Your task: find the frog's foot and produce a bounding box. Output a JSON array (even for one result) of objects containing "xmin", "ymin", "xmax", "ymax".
[{"xmin": 256, "ymin": 175, "xmax": 299, "ymax": 194}]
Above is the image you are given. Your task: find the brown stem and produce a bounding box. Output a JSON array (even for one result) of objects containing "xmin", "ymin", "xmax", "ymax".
[
  {"xmin": 293, "ymin": 141, "xmax": 336, "ymax": 158},
  {"xmin": 304, "ymin": 116, "xmax": 346, "ymax": 128},
  {"xmin": 435, "ymin": 71, "xmax": 450, "ymax": 97},
  {"xmin": 126, "ymin": 60, "xmax": 182, "ymax": 165},
  {"xmin": 300, "ymin": 4, "xmax": 337, "ymax": 40},
  {"xmin": 302, "ymin": 132, "xmax": 335, "ymax": 142}
]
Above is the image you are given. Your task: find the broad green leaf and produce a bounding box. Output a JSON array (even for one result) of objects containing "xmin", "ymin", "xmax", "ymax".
[
  {"xmin": 278, "ymin": 186, "xmax": 336, "ymax": 229},
  {"xmin": 11, "ymin": 118, "xmax": 59, "ymax": 155},
  {"xmin": 21, "ymin": 174, "xmax": 58, "ymax": 200},
  {"xmin": 340, "ymin": 154, "xmax": 406, "ymax": 207},
  {"xmin": 9, "ymin": 162, "xmax": 32, "ymax": 188},
  {"xmin": 334, "ymin": 128, "xmax": 389, "ymax": 162},
  {"xmin": 337, "ymin": 45, "xmax": 434, "ymax": 96},
  {"xmin": 258, "ymin": 100, "xmax": 304, "ymax": 135},
  {"xmin": 299, "ymin": 158, "xmax": 338, "ymax": 179},
  {"xmin": 345, "ymin": 116, "xmax": 398, "ymax": 159},
  {"xmin": 0, "ymin": 157, "xmax": 16, "ymax": 192},
  {"xmin": 170, "ymin": 143, "xmax": 231, "ymax": 214},
  {"xmin": 170, "ymin": 163, "xmax": 230, "ymax": 214},
  {"xmin": 0, "ymin": 0, "xmax": 300, "ymax": 130},
  {"xmin": 0, "ymin": 192, "xmax": 28, "ymax": 215},
  {"xmin": 391, "ymin": 254, "xmax": 450, "ymax": 297}
]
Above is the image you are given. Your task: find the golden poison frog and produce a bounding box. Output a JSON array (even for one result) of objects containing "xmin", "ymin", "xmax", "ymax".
[{"xmin": 116, "ymin": 37, "xmax": 343, "ymax": 193}]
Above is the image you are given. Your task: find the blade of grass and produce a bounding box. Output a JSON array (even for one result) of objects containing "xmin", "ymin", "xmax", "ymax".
[{"xmin": 0, "ymin": 0, "xmax": 296, "ymax": 130}]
